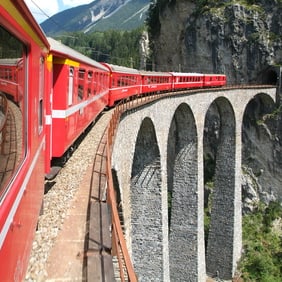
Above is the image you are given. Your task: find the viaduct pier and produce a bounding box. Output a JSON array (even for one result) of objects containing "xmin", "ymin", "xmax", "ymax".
[{"xmin": 110, "ymin": 86, "xmax": 277, "ymax": 281}]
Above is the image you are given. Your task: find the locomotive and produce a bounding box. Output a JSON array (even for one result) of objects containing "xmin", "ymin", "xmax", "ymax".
[{"xmin": 0, "ymin": 0, "xmax": 226, "ymax": 280}]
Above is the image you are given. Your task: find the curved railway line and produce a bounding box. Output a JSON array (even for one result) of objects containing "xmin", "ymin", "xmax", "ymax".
[{"xmin": 25, "ymin": 85, "xmax": 275, "ymax": 281}]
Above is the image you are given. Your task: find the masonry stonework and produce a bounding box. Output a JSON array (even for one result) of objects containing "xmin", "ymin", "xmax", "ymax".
[{"xmin": 111, "ymin": 87, "xmax": 276, "ymax": 281}]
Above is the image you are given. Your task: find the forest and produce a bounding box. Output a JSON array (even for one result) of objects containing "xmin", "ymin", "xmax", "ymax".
[{"xmin": 56, "ymin": 28, "xmax": 148, "ymax": 70}]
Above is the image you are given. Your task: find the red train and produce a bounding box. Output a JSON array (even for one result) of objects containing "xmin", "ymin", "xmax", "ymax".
[
  {"xmin": 0, "ymin": 58, "xmax": 24, "ymax": 107},
  {"xmin": 45, "ymin": 37, "xmax": 110, "ymax": 175},
  {"xmin": 0, "ymin": 1, "xmax": 49, "ymax": 281},
  {"xmin": 0, "ymin": 1, "xmax": 226, "ymax": 280}
]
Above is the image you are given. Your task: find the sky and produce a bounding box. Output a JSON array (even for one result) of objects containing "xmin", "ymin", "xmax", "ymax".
[{"xmin": 25, "ymin": 0, "xmax": 94, "ymax": 23}]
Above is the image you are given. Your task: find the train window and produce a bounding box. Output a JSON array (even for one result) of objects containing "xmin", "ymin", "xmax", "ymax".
[
  {"xmin": 87, "ymin": 71, "xmax": 93, "ymax": 97},
  {"xmin": 78, "ymin": 69, "xmax": 85, "ymax": 80},
  {"xmin": 78, "ymin": 85, "xmax": 83, "ymax": 101},
  {"xmin": 93, "ymin": 72, "xmax": 98, "ymax": 94},
  {"xmin": 88, "ymin": 70, "xmax": 93, "ymax": 79},
  {"xmin": 0, "ymin": 26, "xmax": 25, "ymax": 198},
  {"xmin": 97, "ymin": 73, "xmax": 101, "ymax": 92},
  {"xmin": 78, "ymin": 69, "xmax": 85, "ymax": 101}
]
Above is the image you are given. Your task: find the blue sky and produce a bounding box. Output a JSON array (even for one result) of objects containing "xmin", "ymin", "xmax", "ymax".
[{"xmin": 25, "ymin": 0, "xmax": 94, "ymax": 23}]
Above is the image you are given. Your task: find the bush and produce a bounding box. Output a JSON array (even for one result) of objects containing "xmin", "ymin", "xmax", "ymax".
[{"xmin": 239, "ymin": 201, "xmax": 282, "ymax": 280}]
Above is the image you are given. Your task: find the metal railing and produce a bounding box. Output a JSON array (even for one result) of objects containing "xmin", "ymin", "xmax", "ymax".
[{"xmin": 105, "ymin": 93, "xmax": 163, "ymax": 281}]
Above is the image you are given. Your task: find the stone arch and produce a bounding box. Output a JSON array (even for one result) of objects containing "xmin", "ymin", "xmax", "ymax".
[
  {"xmin": 205, "ymin": 97, "xmax": 237, "ymax": 279},
  {"xmin": 242, "ymin": 93, "xmax": 278, "ymax": 211},
  {"xmin": 167, "ymin": 103, "xmax": 198, "ymax": 280},
  {"xmin": 130, "ymin": 117, "xmax": 162, "ymax": 280}
]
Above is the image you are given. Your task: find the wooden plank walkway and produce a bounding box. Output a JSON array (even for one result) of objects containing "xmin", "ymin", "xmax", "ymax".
[{"xmin": 87, "ymin": 126, "xmax": 115, "ymax": 282}]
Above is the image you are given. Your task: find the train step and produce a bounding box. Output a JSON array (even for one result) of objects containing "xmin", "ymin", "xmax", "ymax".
[{"xmin": 45, "ymin": 166, "xmax": 61, "ymax": 180}]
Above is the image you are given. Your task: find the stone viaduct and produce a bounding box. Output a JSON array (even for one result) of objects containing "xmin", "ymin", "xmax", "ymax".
[{"xmin": 111, "ymin": 87, "xmax": 277, "ymax": 281}]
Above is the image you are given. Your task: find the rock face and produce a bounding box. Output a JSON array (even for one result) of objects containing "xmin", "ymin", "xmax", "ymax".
[
  {"xmin": 149, "ymin": 0, "xmax": 282, "ymax": 205},
  {"xmin": 152, "ymin": 0, "xmax": 282, "ymax": 84},
  {"xmin": 242, "ymin": 95, "xmax": 282, "ymax": 206}
]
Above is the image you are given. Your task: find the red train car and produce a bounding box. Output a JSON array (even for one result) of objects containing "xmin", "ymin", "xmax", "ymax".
[
  {"xmin": 0, "ymin": 58, "xmax": 24, "ymax": 105},
  {"xmin": 0, "ymin": 1, "xmax": 49, "ymax": 281},
  {"xmin": 140, "ymin": 71, "xmax": 173, "ymax": 94},
  {"xmin": 45, "ymin": 38, "xmax": 110, "ymax": 173},
  {"xmin": 203, "ymin": 74, "xmax": 226, "ymax": 87},
  {"xmin": 171, "ymin": 72, "xmax": 204, "ymax": 90},
  {"xmin": 101, "ymin": 63, "xmax": 141, "ymax": 107}
]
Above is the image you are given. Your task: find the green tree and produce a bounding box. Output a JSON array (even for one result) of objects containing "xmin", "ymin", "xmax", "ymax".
[
  {"xmin": 56, "ymin": 28, "xmax": 145, "ymax": 69},
  {"xmin": 239, "ymin": 202, "xmax": 282, "ymax": 281}
]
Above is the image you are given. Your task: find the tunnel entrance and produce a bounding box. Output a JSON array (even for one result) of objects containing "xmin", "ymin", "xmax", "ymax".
[
  {"xmin": 263, "ymin": 69, "xmax": 278, "ymax": 85},
  {"xmin": 260, "ymin": 66, "xmax": 281, "ymax": 85}
]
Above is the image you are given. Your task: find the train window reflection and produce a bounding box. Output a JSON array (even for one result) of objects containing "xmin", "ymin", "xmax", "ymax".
[{"xmin": 0, "ymin": 26, "xmax": 25, "ymax": 198}]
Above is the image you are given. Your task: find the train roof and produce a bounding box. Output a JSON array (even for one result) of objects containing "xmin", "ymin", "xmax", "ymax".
[
  {"xmin": 139, "ymin": 71, "xmax": 172, "ymax": 77},
  {"xmin": 0, "ymin": 58, "xmax": 22, "ymax": 65},
  {"xmin": 47, "ymin": 37, "xmax": 108, "ymax": 71},
  {"xmin": 101, "ymin": 63, "xmax": 140, "ymax": 74},
  {"xmin": 169, "ymin": 72, "xmax": 204, "ymax": 76}
]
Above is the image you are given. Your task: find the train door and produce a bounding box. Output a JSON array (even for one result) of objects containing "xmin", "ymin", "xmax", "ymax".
[
  {"xmin": 45, "ymin": 54, "xmax": 53, "ymax": 174},
  {"xmin": 68, "ymin": 67, "xmax": 74, "ymax": 106}
]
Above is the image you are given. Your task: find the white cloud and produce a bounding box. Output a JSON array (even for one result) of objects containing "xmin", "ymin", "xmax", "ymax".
[{"xmin": 25, "ymin": 0, "xmax": 60, "ymax": 23}]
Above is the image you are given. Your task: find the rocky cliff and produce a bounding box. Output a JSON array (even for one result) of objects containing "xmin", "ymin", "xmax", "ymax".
[
  {"xmin": 151, "ymin": 0, "xmax": 282, "ymax": 84},
  {"xmin": 149, "ymin": 0, "xmax": 282, "ymax": 206}
]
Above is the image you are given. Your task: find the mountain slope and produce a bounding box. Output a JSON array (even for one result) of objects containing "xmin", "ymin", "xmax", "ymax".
[{"xmin": 41, "ymin": 0, "xmax": 150, "ymax": 35}]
